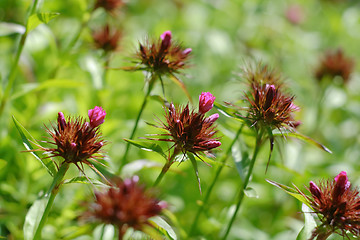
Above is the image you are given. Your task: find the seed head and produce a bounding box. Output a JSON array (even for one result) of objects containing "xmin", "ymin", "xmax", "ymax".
[
  {"xmin": 84, "ymin": 176, "xmax": 166, "ymax": 235},
  {"xmin": 134, "ymin": 30, "xmax": 192, "ymax": 76},
  {"xmin": 303, "ymin": 171, "xmax": 360, "ymax": 239},
  {"xmin": 154, "ymin": 93, "xmax": 221, "ymax": 156},
  {"xmin": 315, "ymin": 49, "xmax": 355, "ymax": 83},
  {"xmin": 92, "ymin": 25, "xmax": 122, "ymax": 52}
]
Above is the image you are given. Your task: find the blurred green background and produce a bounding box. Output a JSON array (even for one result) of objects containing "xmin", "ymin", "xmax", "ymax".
[{"xmin": 1, "ymin": 0, "xmax": 360, "ymax": 239}]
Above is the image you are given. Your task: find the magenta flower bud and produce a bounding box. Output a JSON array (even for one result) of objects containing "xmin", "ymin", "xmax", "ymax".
[
  {"xmin": 58, "ymin": 112, "xmax": 66, "ymax": 131},
  {"xmin": 264, "ymin": 84, "xmax": 276, "ymax": 111},
  {"xmin": 182, "ymin": 48, "xmax": 192, "ymax": 55},
  {"xmin": 203, "ymin": 140, "xmax": 221, "ymax": 149},
  {"xmin": 206, "ymin": 113, "xmax": 219, "ymax": 124},
  {"xmin": 334, "ymin": 171, "xmax": 350, "ymax": 190},
  {"xmin": 199, "ymin": 92, "xmax": 216, "ymax": 114},
  {"xmin": 309, "ymin": 181, "xmax": 322, "ymax": 200},
  {"xmin": 88, "ymin": 106, "xmax": 106, "ymax": 128},
  {"xmin": 160, "ymin": 30, "xmax": 172, "ymax": 50},
  {"xmin": 70, "ymin": 142, "xmax": 77, "ymax": 150}
]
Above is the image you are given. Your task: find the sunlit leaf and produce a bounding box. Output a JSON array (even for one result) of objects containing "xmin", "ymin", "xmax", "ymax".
[
  {"xmin": 124, "ymin": 139, "xmax": 167, "ymax": 159},
  {"xmin": 273, "ymin": 131, "xmax": 332, "ymax": 154},
  {"xmin": 121, "ymin": 159, "xmax": 162, "ymax": 177},
  {"xmin": 23, "ymin": 196, "xmax": 48, "ymax": 240},
  {"xmin": 232, "ymin": 143, "xmax": 250, "ymax": 182},
  {"xmin": 0, "ymin": 22, "xmax": 25, "ymax": 36},
  {"xmin": 188, "ymin": 153, "xmax": 202, "ymax": 194},
  {"xmin": 149, "ymin": 94, "xmax": 168, "ymax": 106},
  {"xmin": 27, "ymin": 12, "xmax": 60, "ymax": 32},
  {"xmin": 214, "ymin": 102, "xmax": 246, "ymax": 122},
  {"xmin": 266, "ymin": 179, "xmax": 311, "ymax": 208},
  {"xmin": 93, "ymin": 224, "xmax": 115, "ymax": 240},
  {"xmin": 296, "ymin": 203, "xmax": 317, "ymax": 240},
  {"xmin": 63, "ymin": 176, "xmax": 108, "ymax": 187},
  {"xmin": 169, "ymin": 74, "xmax": 192, "ymax": 104},
  {"xmin": 13, "ymin": 116, "xmax": 57, "ymax": 177},
  {"xmin": 149, "ymin": 216, "xmax": 177, "ymax": 240}
]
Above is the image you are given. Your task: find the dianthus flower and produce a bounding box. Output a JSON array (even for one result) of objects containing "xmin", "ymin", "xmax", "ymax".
[
  {"xmin": 315, "ymin": 49, "xmax": 355, "ymax": 83},
  {"xmin": 300, "ymin": 171, "xmax": 360, "ymax": 239},
  {"xmin": 94, "ymin": 0, "xmax": 124, "ymax": 12},
  {"xmin": 133, "ymin": 30, "xmax": 192, "ymax": 76},
  {"xmin": 84, "ymin": 176, "xmax": 167, "ymax": 239},
  {"xmin": 92, "ymin": 25, "xmax": 122, "ymax": 52},
  {"xmin": 37, "ymin": 106, "xmax": 106, "ymax": 176},
  {"xmin": 154, "ymin": 92, "xmax": 221, "ymax": 157}
]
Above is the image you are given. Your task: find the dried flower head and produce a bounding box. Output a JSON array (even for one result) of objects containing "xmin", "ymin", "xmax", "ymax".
[
  {"xmin": 94, "ymin": 0, "xmax": 124, "ymax": 12},
  {"xmin": 37, "ymin": 107, "xmax": 106, "ymax": 176},
  {"xmin": 134, "ymin": 30, "xmax": 192, "ymax": 76},
  {"xmin": 242, "ymin": 65, "xmax": 300, "ymax": 132},
  {"xmin": 315, "ymin": 49, "xmax": 355, "ymax": 83},
  {"xmin": 153, "ymin": 93, "xmax": 221, "ymax": 157},
  {"xmin": 302, "ymin": 171, "xmax": 360, "ymax": 239},
  {"xmin": 92, "ymin": 25, "xmax": 122, "ymax": 52},
  {"xmin": 85, "ymin": 176, "xmax": 166, "ymax": 237}
]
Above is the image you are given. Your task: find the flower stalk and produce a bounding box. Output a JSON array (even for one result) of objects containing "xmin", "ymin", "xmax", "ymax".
[{"xmin": 153, "ymin": 146, "xmax": 181, "ymax": 187}]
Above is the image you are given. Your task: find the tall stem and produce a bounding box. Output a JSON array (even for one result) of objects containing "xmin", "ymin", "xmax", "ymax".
[
  {"xmin": 0, "ymin": 0, "xmax": 39, "ymax": 117},
  {"xmin": 189, "ymin": 124, "xmax": 244, "ymax": 236},
  {"xmin": 221, "ymin": 132, "xmax": 263, "ymax": 240},
  {"xmin": 153, "ymin": 147, "xmax": 180, "ymax": 187},
  {"xmin": 33, "ymin": 162, "xmax": 70, "ymax": 240},
  {"xmin": 119, "ymin": 74, "xmax": 157, "ymax": 172}
]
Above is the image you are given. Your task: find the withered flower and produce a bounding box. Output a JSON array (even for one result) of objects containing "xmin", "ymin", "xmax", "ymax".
[
  {"xmin": 92, "ymin": 25, "xmax": 122, "ymax": 53},
  {"xmin": 299, "ymin": 171, "xmax": 360, "ymax": 239},
  {"xmin": 315, "ymin": 49, "xmax": 355, "ymax": 83},
  {"xmin": 154, "ymin": 92, "xmax": 221, "ymax": 157},
  {"xmin": 38, "ymin": 106, "xmax": 106, "ymax": 177},
  {"xmin": 94, "ymin": 0, "xmax": 124, "ymax": 12},
  {"xmin": 85, "ymin": 176, "xmax": 167, "ymax": 239},
  {"xmin": 242, "ymin": 65, "xmax": 300, "ymax": 132},
  {"xmin": 134, "ymin": 30, "xmax": 192, "ymax": 76}
]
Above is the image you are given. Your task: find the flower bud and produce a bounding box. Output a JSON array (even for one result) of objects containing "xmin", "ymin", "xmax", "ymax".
[
  {"xmin": 182, "ymin": 48, "xmax": 192, "ymax": 55},
  {"xmin": 203, "ymin": 140, "xmax": 221, "ymax": 149},
  {"xmin": 199, "ymin": 92, "xmax": 216, "ymax": 114},
  {"xmin": 160, "ymin": 30, "xmax": 172, "ymax": 50},
  {"xmin": 88, "ymin": 106, "xmax": 106, "ymax": 128},
  {"xmin": 58, "ymin": 112, "xmax": 66, "ymax": 131},
  {"xmin": 205, "ymin": 113, "xmax": 219, "ymax": 124},
  {"xmin": 264, "ymin": 84, "xmax": 276, "ymax": 111},
  {"xmin": 334, "ymin": 171, "xmax": 350, "ymax": 191},
  {"xmin": 309, "ymin": 181, "xmax": 322, "ymax": 200}
]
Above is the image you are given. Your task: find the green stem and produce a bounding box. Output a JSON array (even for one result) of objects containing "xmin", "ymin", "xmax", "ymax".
[
  {"xmin": 221, "ymin": 132, "xmax": 263, "ymax": 240},
  {"xmin": 33, "ymin": 162, "xmax": 70, "ymax": 240},
  {"xmin": 119, "ymin": 74, "xmax": 157, "ymax": 172},
  {"xmin": 153, "ymin": 147, "xmax": 180, "ymax": 187},
  {"xmin": 189, "ymin": 124, "xmax": 244, "ymax": 236},
  {"xmin": 0, "ymin": 0, "xmax": 39, "ymax": 117}
]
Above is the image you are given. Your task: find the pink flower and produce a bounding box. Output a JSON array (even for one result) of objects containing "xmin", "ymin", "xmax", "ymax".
[
  {"xmin": 334, "ymin": 171, "xmax": 351, "ymax": 194},
  {"xmin": 182, "ymin": 48, "xmax": 192, "ymax": 55},
  {"xmin": 160, "ymin": 30, "xmax": 172, "ymax": 50},
  {"xmin": 58, "ymin": 112, "xmax": 67, "ymax": 130},
  {"xmin": 309, "ymin": 181, "xmax": 322, "ymax": 199},
  {"xmin": 205, "ymin": 113, "xmax": 219, "ymax": 124},
  {"xmin": 88, "ymin": 106, "xmax": 106, "ymax": 128},
  {"xmin": 199, "ymin": 92, "xmax": 216, "ymax": 114}
]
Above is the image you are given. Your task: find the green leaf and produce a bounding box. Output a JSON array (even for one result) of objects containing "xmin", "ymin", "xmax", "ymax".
[
  {"xmin": 169, "ymin": 73, "xmax": 192, "ymax": 104},
  {"xmin": 12, "ymin": 116, "xmax": 57, "ymax": 177},
  {"xmin": 232, "ymin": 142, "xmax": 250, "ymax": 182},
  {"xmin": 196, "ymin": 155, "xmax": 228, "ymax": 168},
  {"xmin": 296, "ymin": 203, "xmax": 317, "ymax": 240},
  {"xmin": 149, "ymin": 94, "xmax": 168, "ymax": 106},
  {"xmin": 188, "ymin": 153, "xmax": 202, "ymax": 194},
  {"xmin": 63, "ymin": 176, "xmax": 108, "ymax": 187},
  {"xmin": 27, "ymin": 12, "xmax": 60, "ymax": 32},
  {"xmin": 124, "ymin": 139, "xmax": 167, "ymax": 159},
  {"xmin": 149, "ymin": 216, "xmax": 177, "ymax": 240},
  {"xmin": 12, "ymin": 79, "xmax": 85, "ymax": 100},
  {"xmin": 266, "ymin": 179, "xmax": 311, "ymax": 208},
  {"xmin": 23, "ymin": 196, "xmax": 48, "ymax": 240},
  {"xmin": 214, "ymin": 102, "xmax": 245, "ymax": 122},
  {"xmin": 273, "ymin": 131, "xmax": 332, "ymax": 154},
  {"xmin": 0, "ymin": 22, "xmax": 25, "ymax": 36},
  {"xmin": 121, "ymin": 159, "xmax": 162, "ymax": 177}
]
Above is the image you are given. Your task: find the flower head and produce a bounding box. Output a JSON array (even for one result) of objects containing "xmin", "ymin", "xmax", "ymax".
[
  {"xmin": 242, "ymin": 65, "xmax": 300, "ymax": 131},
  {"xmin": 154, "ymin": 94, "xmax": 221, "ymax": 156},
  {"xmin": 199, "ymin": 92, "xmax": 216, "ymax": 114},
  {"xmin": 315, "ymin": 49, "xmax": 355, "ymax": 83},
  {"xmin": 303, "ymin": 171, "xmax": 360, "ymax": 239},
  {"xmin": 94, "ymin": 0, "xmax": 124, "ymax": 12},
  {"xmin": 84, "ymin": 176, "xmax": 166, "ymax": 236},
  {"xmin": 134, "ymin": 30, "xmax": 192, "ymax": 76},
  {"xmin": 92, "ymin": 25, "xmax": 122, "ymax": 52},
  {"xmin": 38, "ymin": 107, "xmax": 106, "ymax": 174}
]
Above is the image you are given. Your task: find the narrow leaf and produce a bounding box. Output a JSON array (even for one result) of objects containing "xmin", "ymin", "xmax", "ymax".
[
  {"xmin": 63, "ymin": 176, "xmax": 108, "ymax": 187},
  {"xmin": 121, "ymin": 159, "xmax": 162, "ymax": 177},
  {"xmin": 214, "ymin": 102, "xmax": 246, "ymax": 123},
  {"xmin": 149, "ymin": 216, "xmax": 177, "ymax": 240},
  {"xmin": 0, "ymin": 22, "xmax": 25, "ymax": 36},
  {"xmin": 266, "ymin": 179, "xmax": 311, "ymax": 208},
  {"xmin": 27, "ymin": 12, "xmax": 60, "ymax": 32},
  {"xmin": 169, "ymin": 74, "xmax": 192, "ymax": 104},
  {"xmin": 296, "ymin": 203, "xmax": 317, "ymax": 240},
  {"xmin": 124, "ymin": 139, "xmax": 167, "ymax": 159},
  {"xmin": 23, "ymin": 197, "xmax": 48, "ymax": 240},
  {"xmin": 188, "ymin": 153, "xmax": 202, "ymax": 194},
  {"xmin": 232, "ymin": 143, "xmax": 250, "ymax": 181},
  {"xmin": 273, "ymin": 131, "xmax": 332, "ymax": 154},
  {"xmin": 13, "ymin": 116, "xmax": 57, "ymax": 176}
]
